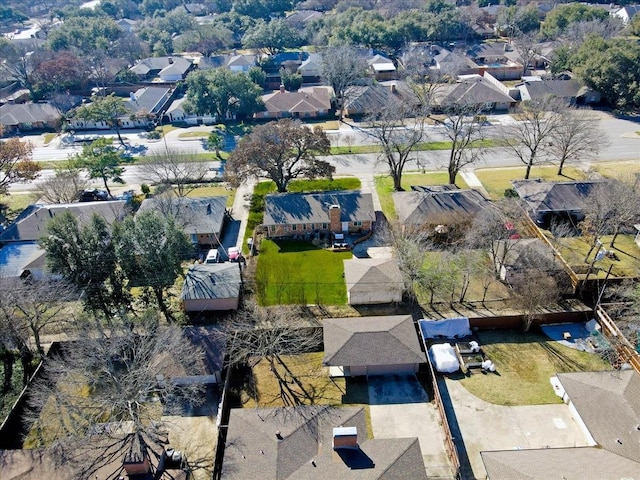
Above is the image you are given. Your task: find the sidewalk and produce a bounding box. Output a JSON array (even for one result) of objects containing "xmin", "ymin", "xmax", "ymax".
[{"xmin": 459, "ymin": 170, "xmax": 490, "ymax": 197}]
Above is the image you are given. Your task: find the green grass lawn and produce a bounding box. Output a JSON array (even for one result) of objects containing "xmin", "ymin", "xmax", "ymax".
[
  {"xmin": 589, "ymin": 160, "xmax": 640, "ymax": 181},
  {"xmin": 375, "ymin": 172, "xmax": 469, "ymax": 220},
  {"xmin": 178, "ymin": 131, "xmax": 211, "ymax": 139},
  {"xmin": 330, "ymin": 138, "xmax": 502, "ymax": 155},
  {"xmin": 553, "ymin": 234, "xmax": 640, "ymax": 279},
  {"xmin": 185, "ymin": 184, "xmax": 235, "ymax": 207},
  {"xmin": 244, "ymin": 178, "xmax": 361, "ymax": 250},
  {"xmin": 256, "ymin": 239, "xmax": 351, "ymax": 305},
  {"xmin": 0, "ymin": 193, "xmax": 35, "ymax": 221},
  {"xmin": 459, "ymin": 329, "xmax": 611, "ymax": 405},
  {"xmin": 474, "ymin": 165, "xmax": 588, "ymax": 199},
  {"xmin": 42, "ymin": 133, "xmax": 57, "ymax": 145}
]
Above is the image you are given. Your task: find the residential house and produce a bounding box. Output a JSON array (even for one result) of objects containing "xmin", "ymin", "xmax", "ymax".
[
  {"xmin": 0, "ymin": 82, "xmax": 30, "ymax": 106},
  {"xmin": 130, "ymin": 56, "xmax": 193, "ymax": 83},
  {"xmin": 221, "ymin": 405, "xmax": 428, "ymax": 479},
  {"xmin": 516, "ymin": 77, "xmax": 601, "ymax": 105},
  {"xmin": 393, "ymin": 186, "xmax": 491, "ymax": 236},
  {"xmin": 481, "ymin": 370, "xmax": 640, "ymax": 479},
  {"xmin": 137, "ymin": 196, "xmax": 227, "ymax": 247},
  {"xmin": 122, "ymin": 87, "xmax": 173, "ymax": 127},
  {"xmin": 256, "ymin": 85, "xmax": 331, "ymax": 119},
  {"xmin": 323, "ymin": 315, "xmax": 425, "ymax": 376},
  {"xmin": 115, "ymin": 18, "xmax": 137, "ymax": 32},
  {"xmin": 465, "ymin": 42, "xmax": 524, "ymax": 80},
  {"xmin": 2, "ymin": 24, "xmax": 46, "ymax": 46},
  {"xmin": 263, "ymin": 51, "xmax": 309, "ymax": 89},
  {"xmin": 181, "ymin": 263, "xmax": 242, "ymax": 312},
  {"xmin": 285, "ymin": 9, "xmax": 323, "ymax": 29},
  {"xmin": 431, "ymin": 46, "xmax": 479, "ymax": 78},
  {"xmin": 297, "ymin": 52, "xmax": 323, "ymax": 83},
  {"xmin": 367, "ymin": 54, "xmax": 396, "ymax": 81},
  {"xmin": 182, "ymin": 2, "xmax": 208, "ymax": 15},
  {"xmin": 263, "ymin": 191, "xmax": 375, "ymax": 239},
  {"xmin": 612, "ymin": 4, "xmax": 640, "ymax": 24},
  {"xmin": 0, "ymin": 242, "xmax": 48, "ymax": 280},
  {"xmin": 165, "ymin": 96, "xmax": 216, "ymax": 125},
  {"xmin": 226, "ymin": 54, "xmax": 257, "ymax": 73},
  {"xmin": 343, "ymin": 257, "xmax": 403, "ymax": 305},
  {"xmin": 0, "ymin": 201, "xmax": 127, "ymax": 243},
  {"xmin": 434, "ymin": 74, "xmax": 516, "ymax": 111},
  {"xmin": 511, "ymin": 179, "xmax": 601, "ymax": 228},
  {"xmin": 342, "ymin": 84, "xmax": 395, "ymax": 117},
  {"xmin": 0, "ymin": 103, "xmax": 61, "ymax": 134}
]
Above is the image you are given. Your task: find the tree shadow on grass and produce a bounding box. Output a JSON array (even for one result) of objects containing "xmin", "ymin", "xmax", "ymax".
[
  {"xmin": 274, "ymin": 240, "xmax": 319, "ymax": 253},
  {"xmin": 342, "ymin": 376, "xmax": 370, "ymax": 404}
]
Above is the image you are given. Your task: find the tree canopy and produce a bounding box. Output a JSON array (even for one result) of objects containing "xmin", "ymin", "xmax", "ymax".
[
  {"xmin": 226, "ymin": 119, "xmax": 333, "ymax": 192},
  {"xmin": 72, "ymin": 94, "xmax": 130, "ymax": 145},
  {"xmin": 0, "ymin": 138, "xmax": 38, "ymax": 195},
  {"xmin": 73, "ymin": 138, "xmax": 128, "ymax": 198},
  {"xmin": 184, "ymin": 68, "xmax": 264, "ymax": 121}
]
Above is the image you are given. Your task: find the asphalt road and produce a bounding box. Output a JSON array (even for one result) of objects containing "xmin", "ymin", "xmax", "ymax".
[{"xmin": 8, "ymin": 111, "xmax": 640, "ymax": 193}]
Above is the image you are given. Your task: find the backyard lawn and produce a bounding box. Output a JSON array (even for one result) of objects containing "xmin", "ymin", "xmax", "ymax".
[
  {"xmin": 255, "ymin": 239, "xmax": 351, "ymax": 305},
  {"xmin": 589, "ymin": 160, "xmax": 640, "ymax": 180},
  {"xmin": 474, "ymin": 166, "xmax": 587, "ymax": 199},
  {"xmin": 459, "ymin": 329, "xmax": 611, "ymax": 406},
  {"xmin": 375, "ymin": 172, "xmax": 469, "ymax": 220}
]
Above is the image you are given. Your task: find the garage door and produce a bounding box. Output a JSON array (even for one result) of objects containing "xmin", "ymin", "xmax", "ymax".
[{"xmin": 364, "ymin": 364, "xmax": 417, "ymax": 376}]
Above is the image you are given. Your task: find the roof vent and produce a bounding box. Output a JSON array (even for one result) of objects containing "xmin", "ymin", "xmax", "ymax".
[
  {"xmin": 333, "ymin": 426, "xmax": 358, "ymax": 450},
  {"xmin": 275, "ymin": 431, "xmax": 283, "ymax": 440}
]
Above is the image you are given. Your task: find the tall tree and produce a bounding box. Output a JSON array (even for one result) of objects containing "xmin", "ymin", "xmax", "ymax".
[
  {"xmin": 226, "ymin": 119, "xmax": 332, "ymax": 192},
  {"xmin": 137, "ymin": 148, "xmax": 210, "ymax": 198},
  {"xmin": 551, "ymin": 107, "xmax": 607, "ymax": 176},
  {"xmin": 114, "ymin": 212, "xmax": 192, "ymax": 323},
  {"xmin": 241, "ymin": 18, "xmax": 303, "ymax": 55},
  {"xmin": 438, "ymin": 104, "xmax": 487, "ymax": 185},
  {"xmin": 25, "ymin": 316, "xmax": 205, "ymax": 478},
  {"xmin": 502, "ymin": 98, "xmax": 562, "ymax": 180},
  {"xmin": 34, "ymin": 165, "xmax": 89, "ymax": 204},
  {"xmin": 184, "ymin": 68, "xmax": 263, "ymax": 122},
  {"xmin": 0, "ymin": 138, "xmax": 39, "ymax": 195},
  {"xmin": 71, "ymin": 94, "xmax": 130, "ymax": 145},
  {"xmin": 366, "ymin": 102, "xmax": 428, "ymax": 191},
  {"xmin": 321, "ymin": 45, "xmax": 368, "ymax": 121},
  {"xmin": 41, "ymin": 211, "xmax": 128, "ymax": 317},
  {"xmin": 74, "ymin": 138, "xmax": 128, "ymax": 198}
]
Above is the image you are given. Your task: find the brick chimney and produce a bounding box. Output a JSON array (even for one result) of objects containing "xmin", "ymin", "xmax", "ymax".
[
  {"xmin": 333, "ymin": 426, "xmax": 358, "ymax": 449},
  {"xmin": 329, "ymin": 205, "xmax": 341, "ymax": 233},
  {"xmin": 123, "ymin": 452, "xmax": 150, "ymax": 476}
]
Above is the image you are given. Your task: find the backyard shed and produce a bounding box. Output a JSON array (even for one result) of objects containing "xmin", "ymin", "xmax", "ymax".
[
  {"xmin": 181, "ymin": 263, "xmax": 242, "ymax": 312},
  {"xmin": 343, "ymin": 257, "xmax": 403, "ymax": 305}
]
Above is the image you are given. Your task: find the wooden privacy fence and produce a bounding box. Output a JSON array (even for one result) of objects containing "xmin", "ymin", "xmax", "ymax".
[{"xmin": 595, "ymin": 306, "xmax": 640, "ymax": 374}]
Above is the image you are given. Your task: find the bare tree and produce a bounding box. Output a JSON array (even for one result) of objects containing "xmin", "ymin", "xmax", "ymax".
[
  {"xmin": 222, "ymin": 303, "xmax": 322, "ymax": 407},
  {"xmin": 551, "ymin": 107, "xmax": 609, "ymax": 176},
  {"xmin": 438, "ymin": 104, "xmax": 488, "ymax": 184},
  {"xmin": 511, "ymin": 270, "xmax": 561, "ymax": 332},
  {"xmin": 25, "ymin": 314, "xmax": 205, "ymax": 478},
  {"xmin": 34, "ymin": 165, "xmax": 88, "ymax": 204},
  {"xmin": 137, "ymin": 148, "xmax": 210, "ymax": 198},
  {"xmin": 366, "ymin": 102, "xmax": 429, "ymax": 191},
  {"xmin": 321, "ymin": 45, "xmax": 369, "ymax": 121},
  {"xmin": 512, "ymin": 29, "xmax": 541, "ymax": 77},
  {"xmin": 503, "ymin": 97, "xmax": 563, "ymax": 179},
  {"xmin": 0, "ymin": 277, "xmax": 77, "ymax": 358}
]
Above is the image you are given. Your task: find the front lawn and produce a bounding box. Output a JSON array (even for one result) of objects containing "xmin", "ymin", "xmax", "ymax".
[
  {"xmin": 589, "ymin": 160, "xmax": 640, "ymax": 181},
  {"xmin": 459, "ymin": 329, "xmax": 610, "ymax": 405},
  {"xmin": 474, "ymin": 166, "xmax": 587, "ymax": 199},
  {"xmin": 256, "ymin": 239, "xmax": 351, "ymax": 305},
  {"xmin": 185, "ymin": 184, "xmax": 235, "ymax": 207},
  {"xmin": 375, "ymin": 172, "xmax": 469, "ymax": 220}
]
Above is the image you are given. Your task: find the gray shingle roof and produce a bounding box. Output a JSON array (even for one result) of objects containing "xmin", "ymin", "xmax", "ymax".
[
  {"xmin": 0, "ymin": 103, "xmax": 61, "ymax": 126},
  {"xmin": 130, "ymin": 56, "xmax": 192, "ymax": 77},
  {"xmin": 511, "ymin": 180, "xmax": 600, "ymax": 214},
  {"xmin": 0, "ymin": 201, "xmax": 127, "ymax": 242},
  {"xmin": 393, "ymin": 188, "xmax": 490, "ymax": 226},
  {"xmin": 180, "ymin": 263, "xmax": 242, "ymax": 301},
  {"xmin": 343, "ymin": 257, "xmax": 403, "ymax": 295},
  {"xmin": 263, "ymin": 191, "xmax": 375, "ymax": 227},
  {"xmin": 518, "ymin": 79, "xmax": 582, "ymax": 101},
  {"xmin": 481, "ymin": 446, "xmax": 640, "ymax": 480},
  {"xmin": 343, "ymin": 85, "xmax": 397, "ymax": 114},
  {"xmin": 137, "ymin": 196, "xmax": 227, "ymax": 237},
  {"xmin": 222, "ymin": 406, "xmax": 427, "ymax": 480},
  {"xmin": 125, "ymin": 87, "xmax": 171, "ymax": 114},
  {"xmin": 261, "ymin": 87, "xmax": 331, "ymax": 115},
  {"xmin": 557, "ymin": 370, "xmax": 640, "ymax": 463},
  {"xmin": 438, "ymin": 77, "xmax": 515, "ymax": 106},
  {"xmin": 323, "ymin": 315, "xmax": 425, "ymax": 367}
]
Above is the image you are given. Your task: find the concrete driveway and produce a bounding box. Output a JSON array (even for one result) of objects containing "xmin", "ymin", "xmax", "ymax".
[
  {"xmin": 368, "ymin": 375, "xmax": 454, "ymax": 479},
  {"xmin": 441, "ymin": 378, "xmax": 592, "ymax": 479}
]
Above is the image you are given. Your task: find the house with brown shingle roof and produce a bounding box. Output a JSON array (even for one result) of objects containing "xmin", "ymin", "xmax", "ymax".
[
  {"xmin": 323, "ymin": 315, "xmax": 425, "ymax": 376},
  {"xmin": 255, "ymin": 86, "xmax": 332, "ymax": 120},
  {"xmin": 221, "ymin": 405, "xmax": 428, "ymax": 480}
]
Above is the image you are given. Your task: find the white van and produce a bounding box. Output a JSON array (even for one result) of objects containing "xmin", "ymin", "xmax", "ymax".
[{"xmin": 205, "ymin": 249, "xmax": 219, "ymax": 264}]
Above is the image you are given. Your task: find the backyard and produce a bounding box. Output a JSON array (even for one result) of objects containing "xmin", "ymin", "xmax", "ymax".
[
  {"xmin": 255, "ymin": 239, "xmax": 351, "ymax": 305},
  {"xmin": 458, "ymin": 329, "xmax": 611, "ymax": 405}
]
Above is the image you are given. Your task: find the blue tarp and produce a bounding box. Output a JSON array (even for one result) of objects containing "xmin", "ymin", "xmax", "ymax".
[{"xmin": 419, "ymin": 318, "xmax": 472, "ymax": 339}]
